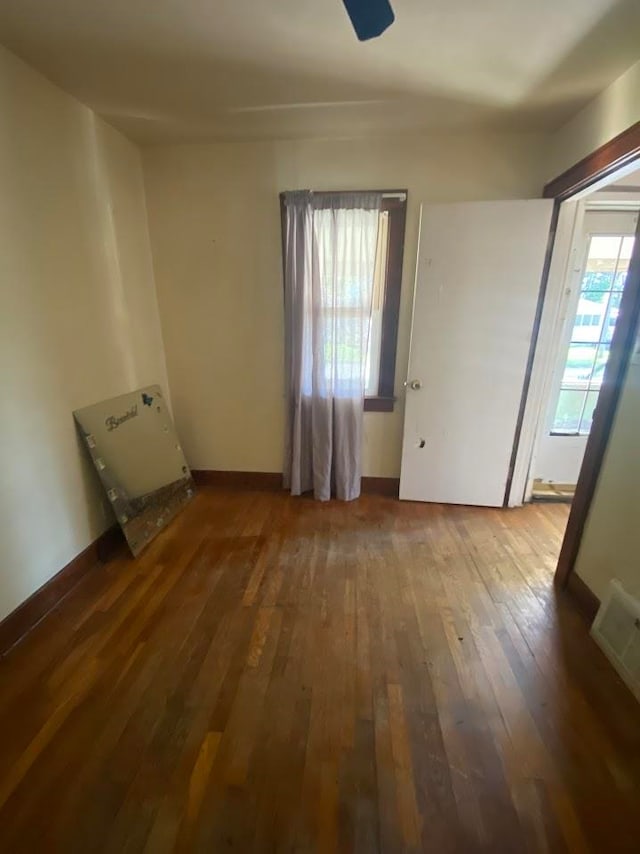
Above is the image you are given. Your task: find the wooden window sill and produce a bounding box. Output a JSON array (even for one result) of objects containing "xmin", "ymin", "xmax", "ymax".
[{"xmin": 364, "ymin": 396, "xmax": 396, "ymax": 412}]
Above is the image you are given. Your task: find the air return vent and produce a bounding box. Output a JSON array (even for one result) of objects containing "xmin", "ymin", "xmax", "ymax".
[{"xmin": 591, "ymin": 580, "xmax": 640, "ymax": 702}]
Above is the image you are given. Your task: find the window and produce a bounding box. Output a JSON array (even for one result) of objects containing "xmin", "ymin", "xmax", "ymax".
[
  {"xmin": 363, "ymin": 194, "xmax": 407, "ymax": 411},
  {"xmin": 552, "ymin": 233, "xmax": 635, "ymax": 435},
  {"xmin": 280, "ymin": 191, "xmax": 407, "ymax": 412},
  {"xmin": 575, "ymin": 313, "xmax": 601, "ymax": 327}
]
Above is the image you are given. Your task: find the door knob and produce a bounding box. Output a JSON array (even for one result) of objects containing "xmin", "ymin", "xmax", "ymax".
[{"xmin": 404, "ymin": 379, "xmax": 422, "ymax": 390}]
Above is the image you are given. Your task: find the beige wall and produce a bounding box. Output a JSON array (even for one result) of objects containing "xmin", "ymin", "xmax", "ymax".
[
  {"xmin": 573, "ymin": 359, "xmax": 640, "ymax": 601},
  {"xmin": 0, "ymin": 46, "xmax": 168, "ymax": 621},
  {"xmin": 547, "ymin": 59, "xmax": 640, "ymax": 179},
  {"xmin": 143, "ymin": 132, "xmax": 547, "ymax": 478},
  {"xmin": 0, "ymin": 35, "xmax": 637, "ymax": 623}
]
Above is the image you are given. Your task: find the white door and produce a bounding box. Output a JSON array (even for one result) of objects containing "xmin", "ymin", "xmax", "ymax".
[{"xmin": 399, "ymin": 200, "xmax": 554, "ymax": 506}]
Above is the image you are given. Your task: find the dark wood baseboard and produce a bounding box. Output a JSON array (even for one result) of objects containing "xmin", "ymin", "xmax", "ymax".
[
  {"xmin": 192, "ymin": 470, "xmax": 400, "ymax": 498},
  {"xmin": 0, "ymin": 524, "xmax": 123, "ymax": 657},
  {"xmin": 361, "ymin": 476, "xmax": 400, "ymax": 497},
  {"xmin": 192, "ymin": 470, "xmax": 284, "ymax": 491},
  {"xmin": 563, "ymin": 571, "xmax": 601, "ymax": 625}
]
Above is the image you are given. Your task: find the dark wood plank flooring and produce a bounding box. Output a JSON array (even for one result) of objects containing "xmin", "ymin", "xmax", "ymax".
[{"xmin": 0, "ymin": 490, "xmax": 639, "ymax": 852}]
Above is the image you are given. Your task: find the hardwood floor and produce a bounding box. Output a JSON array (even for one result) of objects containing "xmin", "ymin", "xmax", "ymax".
[{"xmin": 0, "ymin": 490, "xmax": 639, "ymax": 852}]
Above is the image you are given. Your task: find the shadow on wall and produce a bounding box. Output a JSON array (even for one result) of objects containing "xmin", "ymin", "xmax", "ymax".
[
  {"xmin": 0, "ymin": 84, "xmax": 155, "ymax": 620},
  {"xmin": 82, "ymin": 109, "xmax": 138, "ymax": 391}
]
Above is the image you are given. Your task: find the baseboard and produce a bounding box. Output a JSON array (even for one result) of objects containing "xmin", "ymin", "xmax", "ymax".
[
  {"xmin": 0, "ymin": 524, "xmax": 123, "ymax": 657},
  {"xmin": 192, "ymin": 470, "xmax": 400, "ymax": 497},
  {"xmin": 564, "ymin": 571, "xmax": 601, "ymax": 624},
  {"xmin": 192, "ymin": 470, "xmax": 283, "ymax": 491},
  {"xmin": 361, "ymin": 476, "xmax": 400, "ymax": 497}
]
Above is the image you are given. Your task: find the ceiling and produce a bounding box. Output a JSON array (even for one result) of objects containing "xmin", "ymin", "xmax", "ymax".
[{"xmin": 0, "ymin": 0, "xmax": 639, "ymax": 144}]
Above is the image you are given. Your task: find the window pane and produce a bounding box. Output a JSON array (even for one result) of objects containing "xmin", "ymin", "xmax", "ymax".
[
  {"xmin": 364, "ymin": 210, "xmax": 389, "ymax": 395},
  {"xmin": 614, "ymin": 268, "xmax": 630, "ymax": 290},
  {"xmin": 590, "ymin": 342, "xmax": 611, "ymax": 389},
  {"xmin": 571, "ymin": 301, "xmax": 603, "ymax": 342},
  {"xmin": 602, "ymin": 291, "xmax": 622, "ymax": 344},
  {"xmin": 581, "ymin": 272, "xmax": 614, "ymax": 294},
  {"xmin": 365, "ymin": 310, "xmax": 382, "ymax": 396},
  {"xmin": 620, "ymin": 235, "xmax": 635, "ymax": 261},
  {"xmin": 579, "ymin": 390, "xmax": 599, "ymax": 435},
  {"xmin": 614, "ymin": 237, "xmax": 635, "ymax": 288},
  {"xmin": 587, "ymin": 235, "xmax": 622, "ymax": 262},
  {"xmin": 553, "ymin": 389, "xmax": 586, "ymax": 433},
  {"xmin": 562, "ymin": 343, "xmax": 597, "ymax": 386},
  {"xmin": 583, "ymin": 234, "xmax": 622, "ymax": 296}
]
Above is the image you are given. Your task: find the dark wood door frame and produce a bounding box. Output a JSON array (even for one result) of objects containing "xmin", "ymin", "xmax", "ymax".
[
  {"xmin": 544, "ymin": 121, "xmax": 640, "ymax": 202},
  {"xmin": 541, "ymin": 121, "xmax": 640, "ymax": 589}
]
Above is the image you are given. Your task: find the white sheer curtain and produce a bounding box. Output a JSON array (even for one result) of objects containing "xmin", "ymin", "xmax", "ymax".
[{"xmin": 283, "ymin": 191, "xmax": 382, "ymax": 501}]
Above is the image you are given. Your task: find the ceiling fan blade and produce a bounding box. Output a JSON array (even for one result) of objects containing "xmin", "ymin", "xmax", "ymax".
[{"xmin": 341, "ymin": 0, "xmax": 395, "ymax": 41}]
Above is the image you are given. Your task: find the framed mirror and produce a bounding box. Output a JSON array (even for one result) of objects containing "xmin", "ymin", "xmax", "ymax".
[{"xmin": 74, "ymin": 385, "xmax": 195, "ymax": 556}]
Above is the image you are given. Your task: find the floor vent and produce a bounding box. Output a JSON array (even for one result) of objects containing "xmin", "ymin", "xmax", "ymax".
[{"xmin": 591, "ymin": 580, "xmax": 640, "ymax": 702}]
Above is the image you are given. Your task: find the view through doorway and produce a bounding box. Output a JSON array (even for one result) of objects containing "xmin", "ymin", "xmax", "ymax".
[{"xmin": 529, "ymin": 168, "xmax": 640, "ymax": 502}]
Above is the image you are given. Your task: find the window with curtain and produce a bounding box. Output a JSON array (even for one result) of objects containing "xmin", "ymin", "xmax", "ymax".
[
  {"xmin": 280, "ymin": 191, "xmax": 406, "ymax": 410},
  {"xmin": 280, "ymin": 190, "xmax": 405, "ymax": 501},
  {"xmin": 311, "ymin": 203, "xmax": 379, "ymax": 398}
]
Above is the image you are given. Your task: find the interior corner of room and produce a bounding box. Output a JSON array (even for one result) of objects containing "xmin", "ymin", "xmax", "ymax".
[
  {"xmin": 1, "ymin": 3, "xmax": 640, "ymax": 846},
  {"xmin": 2, "ymin": 21, "xmax": 640, "ymax": 665}
]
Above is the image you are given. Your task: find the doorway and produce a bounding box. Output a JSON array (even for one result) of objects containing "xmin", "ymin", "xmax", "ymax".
[
  {"xmin": 398, "ymin": 127, "xmax": 640, "ymax": 604},
  {"xmin": 398, "ymin": 172, "xmax": 639, "ymax": 510},
  {"xmin": 530, "ymin": 195, "xmax": 639, "ymax": 501},
  {"xmin": 522, "ymin": 145, "xmax": 640, "ymax": 597}
]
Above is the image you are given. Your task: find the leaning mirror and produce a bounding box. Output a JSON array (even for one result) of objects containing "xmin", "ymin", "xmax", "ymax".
[{"xmin": 74, "ymin": 385, "xmax": 195, "ymax": 556}]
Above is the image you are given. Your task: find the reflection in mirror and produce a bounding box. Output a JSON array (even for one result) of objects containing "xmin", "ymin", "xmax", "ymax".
[{"xmin": 74, "ymin": 385, "xmax": 195, "ymax": 556}]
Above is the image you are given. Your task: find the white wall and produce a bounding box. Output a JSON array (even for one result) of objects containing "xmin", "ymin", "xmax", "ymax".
[
  {"xmin": 0, "ymin": 45, "xmax": 169, "ymax": 621},
  {"xmin": 143, "ymin": 132, "xmax": 547, "ymax": 479}
]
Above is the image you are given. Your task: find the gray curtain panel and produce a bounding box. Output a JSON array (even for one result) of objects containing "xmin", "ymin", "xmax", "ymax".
[{"xmin": 282, "ymin": 190, "xmax": 382, "ymax": 500}]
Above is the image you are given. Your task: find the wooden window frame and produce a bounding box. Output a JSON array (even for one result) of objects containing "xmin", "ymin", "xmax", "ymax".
[
  {"xmin": 279, "ymin": 190, "xmax": 407, "ymax": 414},
  {"xmin": 364, "ymin": 194, "xmax": 407, "ymax": 412}
]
